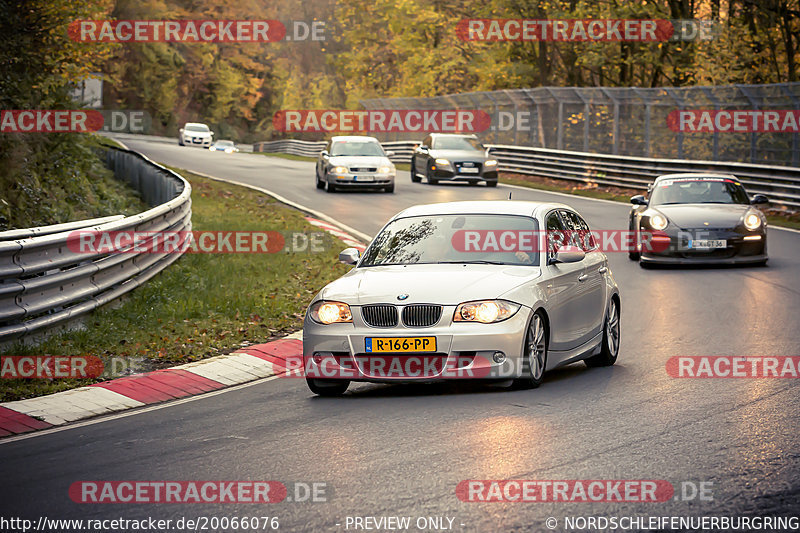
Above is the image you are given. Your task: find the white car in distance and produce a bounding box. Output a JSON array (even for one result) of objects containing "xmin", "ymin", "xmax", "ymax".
[{"xmin": 179, "ymin": 122, "xmax": 213, "ymax": 147}]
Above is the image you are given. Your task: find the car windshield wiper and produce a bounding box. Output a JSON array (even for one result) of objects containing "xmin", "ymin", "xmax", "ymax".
[{"xmin": 437, "ymin": 260, "xmax": 507, "ymax": 265}]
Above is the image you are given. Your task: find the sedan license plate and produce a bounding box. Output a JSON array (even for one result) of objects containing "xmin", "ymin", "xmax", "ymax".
[
  {"xmin": 354, "ymin": 175, "xmax": 374, "ymax": 182},
  {"xmin": 690, "ymin": 239, "xmax": 726, "ymax": 249},
  {"xmin": 459, "ymin": 167, "xmax": 479, "ymax": 174},
  {"xmin": 365, "ymin": 337, "xmax": 436, "ymax": 353}
]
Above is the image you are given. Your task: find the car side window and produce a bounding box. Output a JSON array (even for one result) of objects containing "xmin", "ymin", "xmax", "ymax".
[
  {"xmin": 422, "ymin": 136, "xmax": 432, "ymax": 149},
  {"xmin": 546, "ymin": 211, "xmax": 566, "ymax": 261},
  {"xmin": 561, "ymin": 210, "xmax": 597, "ymax": 251}
]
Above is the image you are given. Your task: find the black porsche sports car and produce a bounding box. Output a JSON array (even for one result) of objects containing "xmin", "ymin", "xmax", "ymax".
[{"xmin": 629, "ymin": 173, "xmax": 769, "ymax": 266}]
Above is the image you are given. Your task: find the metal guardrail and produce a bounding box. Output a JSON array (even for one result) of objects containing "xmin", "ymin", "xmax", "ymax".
[
  {"xmin": 254, "ymin": 139, "xmax": 800, "ymax": 210},
  {"xmin": 0, "ymin": 147, "xmax": 192, "ymax": 343}
]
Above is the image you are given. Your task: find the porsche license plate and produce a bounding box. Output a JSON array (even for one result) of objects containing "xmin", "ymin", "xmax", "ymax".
[
  {"xmin": 365, "ymin": 337, "xmax": 437, "ymax": 353},
  {"xmin": 690, "ymin": 239, "xmax": 726, "ymax": 249}
]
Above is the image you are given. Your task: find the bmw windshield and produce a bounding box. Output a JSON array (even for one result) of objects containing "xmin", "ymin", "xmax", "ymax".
[{"xmin": 360, "ymin": 214, "xmax": 540, "ymax": 267}]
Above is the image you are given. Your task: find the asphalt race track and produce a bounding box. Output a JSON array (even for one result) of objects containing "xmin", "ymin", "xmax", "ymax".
[{"xmin": 2, "ymin": 134, "xmax": 799, "ymax": 531}]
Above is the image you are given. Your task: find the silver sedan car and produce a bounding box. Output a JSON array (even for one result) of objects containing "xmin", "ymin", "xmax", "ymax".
[{"xmin": 302, "ymin": 201, "xmax": 621, "ymax": 396}]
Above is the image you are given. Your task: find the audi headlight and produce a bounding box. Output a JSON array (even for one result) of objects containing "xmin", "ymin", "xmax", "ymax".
[
  {"xmin": 434, "ymin": 158, "xmax": 451, "ymax": 166},
  {"xmin": 648, "ymin": 212, "xmax": 669, "ymax": 231},
  {"xmin": 484, "ymin": 159, "xmax": 498, "ymax": 167},
  {"xmin": 309, "ymin": 301, "xmax": 352, "ymax": 324},
  {"xmin": 332, "ymin": 166, "xmax": 348, "ymax": 174},
  {"xmin": 454, "ymin": 300, "xmax": 521, "ymax": 324},
  {"xmin": 743, "ymin": 211, "xmax": 762, "ymax": 231},
  {"xmin": 378, "ymin": 165, "xmax": 394, "ymax": 174}
]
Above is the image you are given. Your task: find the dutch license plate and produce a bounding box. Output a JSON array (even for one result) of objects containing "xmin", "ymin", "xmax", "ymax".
[
  {"xmin": 690, "ymin": 239, "xmax": 726, "ymax": 249},
  {"xmin": 365, "ymin": 337, "xmax": 437, "ymax": 353},
  {"xmin": 459, "ymin": 167, "xmax": 479, "ymax": 174},
  {"xmin": 354, "ymin": 175, "xmax": 374, "ymax": 182}
]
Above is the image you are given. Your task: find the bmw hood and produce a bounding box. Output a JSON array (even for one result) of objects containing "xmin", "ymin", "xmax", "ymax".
[
  {"xmin": 653, "ymin": 204, "xmax": 752, "ymax": 229},
  {"xmin": 328, "ymin": 155, "xmax": 391, "ymax": 168},
  {"xmin": 319, "ymin": 264, "xmax": 541, "ymax": 306}
]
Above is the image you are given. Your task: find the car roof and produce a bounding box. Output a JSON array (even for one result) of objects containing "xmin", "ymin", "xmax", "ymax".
[
  {"xmin": 185, "ymin": 122, "xmax": 209, "ymax": 127},
  {"xmin": 331, "ymin": 135, "xmax": 380, "ymax": 142},
  {"xmin": 429, "ymin": 133, "xmax": 478, "ymax": 138},
  {"xmin": 392, "ymin": 200, "xmax": 572, "ymax": 220},
  {"xmin": 655, "ymin": 173, "xmax": 738, "ymax": 181}
]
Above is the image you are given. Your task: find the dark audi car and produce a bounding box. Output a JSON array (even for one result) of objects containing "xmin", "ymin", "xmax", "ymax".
[
  {"xmin": 410, "ymin": 133, "xmax": 498, "ymax": 187},
  {"xmin": 629, "ymin": 173, "xmax": 769, "ymax": 266}
]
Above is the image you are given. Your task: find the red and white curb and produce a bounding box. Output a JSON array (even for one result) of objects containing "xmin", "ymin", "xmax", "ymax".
[
  {"xmin": 0, "ymin": 332, "xmax": 303, "ymax": 438},
  {"xmin": 306, "ymin": 217, "xmax": 366, "ymax": 251}
]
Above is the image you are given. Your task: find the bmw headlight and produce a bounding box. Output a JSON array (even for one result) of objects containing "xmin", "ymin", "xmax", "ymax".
[
  {"xmin": 647, "ymin": 212, "xmax": 669, "ymax": 231},
  {"xmin": 484, "ymin": 159, "xmax": 498, "ymax": 167},
  {"xmin": 332, "ymin": 166, "xmax": 348, "ymax": 174},
  {"xmin": 743, "ymin": 211, "xmax": 762, "ymax": 231},
  {"xmin": 309, "ymin": 301, "xmax": 352, "ymax": 324},
  {"xmin": 454, "ymin": 300, "xmax": 521, "ymax": 324}
]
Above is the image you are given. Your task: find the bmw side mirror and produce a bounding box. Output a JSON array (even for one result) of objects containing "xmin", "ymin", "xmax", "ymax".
[
  {"xmin": 385, "ymin": 150, "xmax": 396, "ymax": 158},
  {"xmin": 550, "ymin": 246, "xmax": 585, "ymax": 264},
  {"xmin": 630, "ymin": 195, "xmax": 647, "ymax": 205},
  {"xmin": 750, "ymin": 194, "xmax": 769, "ymax": 205},
  {"xmin": 338, "ymin": 247, "xmax": 360, "ymax": 265}
]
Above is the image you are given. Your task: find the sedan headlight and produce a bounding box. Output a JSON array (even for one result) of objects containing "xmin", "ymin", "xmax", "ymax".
[
  {"xmin": 309, "ymin": 301, "xmax": 352, "ymax": 324},
  {"xmin": 743, "ymin": 211, "xmax": 762, "ymax": 231},
  {"xmin": 648, "ymin": 212, "xmax": 669, "ymax": 231},
  {"xmin": 484, "ymin": 159, "xmax": 498, "ymax": 167},
  {"xmin": 332, "ymin": 166, "xmax": 348, "ymax": 174},
  {"xmin": 454, "ymin": 300, "xmax": 520, "ymax": 324},
  {"xmin": 434, "ymin": 158, "xmax": 451, "ymax": 166},
  {"xmin": 378, "ymin": 165, "xmax": 395, "ymax": 174}
]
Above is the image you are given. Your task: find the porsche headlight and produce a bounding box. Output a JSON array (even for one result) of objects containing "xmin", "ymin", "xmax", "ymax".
[
  {"xmin": 648, "ymin": 213, "xmax": 669, "ymax": 231},
  {"xmin": 743, "ymin": 211, "xmax": 762, "ymax": 231},
  {"xmin": 484, "ymin": 159, "xmax": 498, "ymax": 167},
  {"xmin": 309, "ymin": 301, "xmax": 352, "ymax": 324},
  {"xmin": 332, "ymin": 166, "xmax": 348, "ymax": 174},
  {"xmin": 454, "ymin": 300, "xmax": 520, "ymax": 324}
]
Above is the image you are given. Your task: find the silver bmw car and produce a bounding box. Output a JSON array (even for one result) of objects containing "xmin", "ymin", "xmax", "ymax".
[{"xmin": 302, "ymin": 201, "xmax": 621, "ymax": 396}]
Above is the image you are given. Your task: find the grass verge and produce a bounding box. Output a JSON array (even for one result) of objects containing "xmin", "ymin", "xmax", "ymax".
[
  {"xmin": 500, "ymin": 172, "xmax": 800, "ymax": 230},
  {"xmin": 0, "ymin": 168, "xmax": 353, "ymax": 401}
]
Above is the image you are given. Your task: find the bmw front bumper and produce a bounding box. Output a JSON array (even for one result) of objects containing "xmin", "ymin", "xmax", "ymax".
[{"xmin": 302, "ymin": 305, "xmax": 531, "ymax": 383}]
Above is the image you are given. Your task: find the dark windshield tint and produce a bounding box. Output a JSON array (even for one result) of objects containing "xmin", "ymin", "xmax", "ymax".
[
  {"xmin": 360, "ymin": 214, "xmax": 539, "ymax": 267},
  {"xmin": 432, "ymin": 137, "xmax": 483, "ymax": 151},
  {"xmin": 650, "ymin": 178, "xmax": 750, "ymax": 205},
  {"xmin": 330, "ymin": 141, "xmax": 384, "ymax": 157}
]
